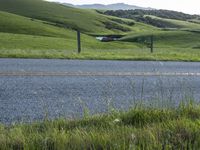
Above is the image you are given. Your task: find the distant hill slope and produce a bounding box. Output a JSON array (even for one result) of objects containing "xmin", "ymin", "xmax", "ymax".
[
  {"xmin": 145, "ymin": 15, "xmax": 200, "ymax": 30},
  {"xmin": 104, "ymin": 9, "xmax": 200, "ymax": 21},
  {"xmin": 103, "ymin": 9, "xmax": 200, "ymax": 28},
  {"xmin": 0, "ymin": 0, "xmax": 136, "ymax": 34},
  {"xmin": 63, "ymin": 3, "xmax": 152, "ymax": 10}
]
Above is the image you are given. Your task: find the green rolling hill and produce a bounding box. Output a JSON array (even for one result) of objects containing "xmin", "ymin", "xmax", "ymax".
[
  {"xmin": 0, "ymin": 0, "xmax": 139, "ymax": 35},
  {"xmin": 0, "ymin": 2, "xmax": 139, "ymax": 59},
  {"xmin": 0, "ymin": 0, "xmax": 153, "ymax": 50},
  {"xmin": 0, "ymin": 0, "xmax": 159, "ymax": 36},
  {"xmin": 0, "ymin": 0, "xmax": 200, "ymax": 61},
  {"xmin": 119, "ymin": 15, "xmax": 200, "ymax": 50}
]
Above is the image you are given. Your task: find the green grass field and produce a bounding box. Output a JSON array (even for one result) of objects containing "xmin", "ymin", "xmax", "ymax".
[
  {"xmin": 1, "ymin": 31, "xmax": 200, "ymax": 61},
  {"xmin": 1, "ymin": 103, "xmax": 200, "ymax": 149}
]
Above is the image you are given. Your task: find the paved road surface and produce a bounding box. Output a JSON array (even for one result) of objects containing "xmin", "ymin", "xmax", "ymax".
[{"xmin": 0, "ymin": 59, "xmax": 200, "ymax": 124}]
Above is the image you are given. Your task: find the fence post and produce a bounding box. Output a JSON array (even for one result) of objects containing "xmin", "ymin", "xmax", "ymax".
[
  {"xmin": 77, "ymin": 30, "xmax": 81, "ymax": 54},
  {"xmin": 150, "ymin": 35, "xmax": 153, "ymax": 53}
]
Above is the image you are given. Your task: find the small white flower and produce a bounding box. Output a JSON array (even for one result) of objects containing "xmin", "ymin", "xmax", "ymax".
[
  {"xmin": 113, "ymin": 118, "xmax": 121, "ymax": 123},
  {"xmin": 131, "ymin": 133, "xmax": 136, "ymax": 141}
]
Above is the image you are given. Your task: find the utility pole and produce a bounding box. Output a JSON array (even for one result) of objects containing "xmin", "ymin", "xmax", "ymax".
[
  {"xmin": 77, "ymin": 30, "xmax": 81, "ymax": 54},
  {"xmin": 150, "ymin": 35, "xmax": 154, "ymax": 53}
]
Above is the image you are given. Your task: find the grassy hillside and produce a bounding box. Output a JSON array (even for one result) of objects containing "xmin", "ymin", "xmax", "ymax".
[
  {"xmin": 0, "ymin": 11, "xmax": 75, "ymax": 38},
  {"xmin": 104, "ymin": 9, "xmax": 200, "ymax": 29},
  {"xmin": 0, "ymin": 0, "xmax": 158, "ymax": 37},
  {"xmin": 0, "ymin": 0, "xmax": 200, "ymax": 61},
  {"xmin": 0, "ymin": 0, "xmax": 138, "ymax": 34},
  {"xmin": 104, "ymin": 9, "xmax": 200, "ymax": 21},
  {"xmin": 0, "ymin": 4, "xmax": 141, "ymax": 58},
  {"xmin": 0, "ymin": 0, "xmax": 159, "ymax": 60},
  {"xmin": 121, "ymin": 30, "xmax": 200, "ymax": 47},
  {"xmin": 145, "ymin": 15, "xmax": 200, "ymax": 30}
]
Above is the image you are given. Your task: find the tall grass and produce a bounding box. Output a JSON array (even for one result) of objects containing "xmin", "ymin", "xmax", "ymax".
[{"xmin": 1, "ymin": 102, "xmax": 200, "ymax": 149}]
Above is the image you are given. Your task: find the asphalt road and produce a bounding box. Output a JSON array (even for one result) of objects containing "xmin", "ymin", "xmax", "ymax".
[{"xmin": 0, "ymin": 59, "xmax": 200, "ymax": 124}]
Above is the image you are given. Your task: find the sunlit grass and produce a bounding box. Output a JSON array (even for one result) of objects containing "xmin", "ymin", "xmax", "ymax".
[{"xmin": 1, "ymin": 102, "xmax": 200, "ymax": 149}]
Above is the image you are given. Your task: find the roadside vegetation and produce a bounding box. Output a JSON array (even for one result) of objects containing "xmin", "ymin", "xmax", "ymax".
[{"xmin": 1, "ymin": 102, "xmax": 200, "ymax": 149}]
